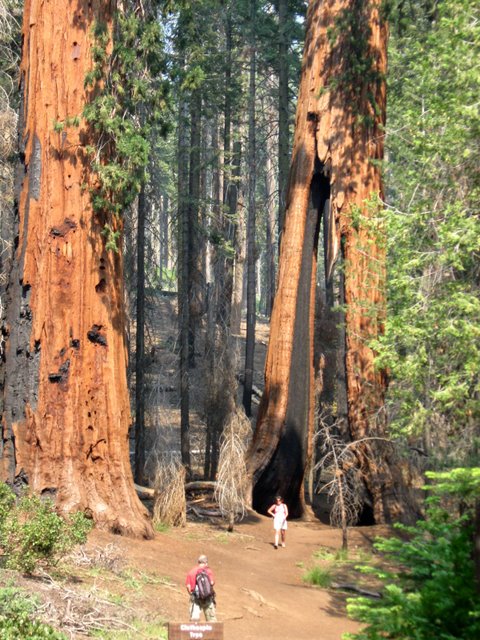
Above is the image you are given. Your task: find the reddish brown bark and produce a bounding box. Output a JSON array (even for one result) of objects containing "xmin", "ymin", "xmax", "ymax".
[
  {"xmin": 1, "ymin": 1, "xmax": 152, "ymax": 537},
  {"xmin": 248, "ymin": 0, "xmax": 410, "ymax": 523},
  {"xmin": 312, "ymin": 0, "xmax": 410, "ymax": 524}
]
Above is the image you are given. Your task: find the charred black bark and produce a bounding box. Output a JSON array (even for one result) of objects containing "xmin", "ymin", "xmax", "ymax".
[
  {"xmin": 1, "ymin": 145, "xmax": 40, "ymax": 482},
  {"xmin": 253, "ymin": 189, "xmax": 320, "ymax": 517}
]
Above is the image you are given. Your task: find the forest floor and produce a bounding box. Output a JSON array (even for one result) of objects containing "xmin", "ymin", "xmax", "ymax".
[
  {"xmin": 2, "ymin": 295, "xmax": 390, "ymax": 638},
  {"xmin": 4, "ymin": 513, "xmax": 390, "ymax": 639}
]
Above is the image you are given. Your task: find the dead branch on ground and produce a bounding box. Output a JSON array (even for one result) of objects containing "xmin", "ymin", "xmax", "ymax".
[
  {"xmin": 68, "ymin": 543, "xmax": 125, "ymax": 574},
  {"xmin": 185, "ymin": 480, "xmax": 217, "ymax": 492},
  {"xmin": 32, "ymin": 569, "xmax": 137, "ymax": 637}
]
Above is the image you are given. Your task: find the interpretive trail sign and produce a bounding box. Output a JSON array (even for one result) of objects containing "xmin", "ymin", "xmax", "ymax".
[{"xmin": 168, "ymin": 622, "xmax": 224, "ymax": 640}]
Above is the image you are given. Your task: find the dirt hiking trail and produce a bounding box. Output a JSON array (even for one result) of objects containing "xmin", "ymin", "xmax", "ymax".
[{"xmin": 89, "ymin": 514, "xmax": 381, "ymax": 640}]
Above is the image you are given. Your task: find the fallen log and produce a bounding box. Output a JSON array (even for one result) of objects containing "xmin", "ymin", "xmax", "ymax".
[
  {"xmin": 188, "ymin": 505, "xmax": 222, "ymax": 518},
  {"xmin": 135, "ymin": 484, "xmax": 155, "ymax": 499},
  {"xmin": 185, "ymin": 481, "xmax": 217, "ymax": 492},
  {"xmin": 136, "ymin": 481, "xmax": 216, "ymax": 499},
  {"xmin": 331, "ymin": 582, "xmax": 381, "ymax": 598}
]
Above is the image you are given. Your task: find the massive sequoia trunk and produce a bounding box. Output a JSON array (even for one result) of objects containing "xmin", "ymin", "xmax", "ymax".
[
  {"xmin": 0, "ymin": 1, "xmax": 152, "ymax": 537},
  {"xmin": 248, "ymin": 0, "xmax": 411, "ymax": 523}
]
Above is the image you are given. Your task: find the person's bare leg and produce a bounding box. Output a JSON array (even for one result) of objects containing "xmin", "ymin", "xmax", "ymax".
[
  {"xmin": 281, "ymin": 530, "xmax": 286, "ymax": 547},
  {"xmin": 274, "ymin": 531, "xmax": 279, "ymax": 548}
]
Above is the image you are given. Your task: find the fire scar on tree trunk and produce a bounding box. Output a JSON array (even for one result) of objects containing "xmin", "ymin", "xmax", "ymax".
[
  {"xmin": 0, "ymin": 0, "xmax": 152, "ymax": 538},
  {"xmin": 247, "ymin": 0, "xmax": 414, "ymax": 523}
]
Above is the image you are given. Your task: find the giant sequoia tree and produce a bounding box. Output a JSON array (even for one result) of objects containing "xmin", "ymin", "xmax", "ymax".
[
  {"xmin": 248, "ymin": 0, "xmax": 411, "ymax": 522},
  {"xmin": 0, "ymin": 0, "xmax": 152, "ymax": 537}
]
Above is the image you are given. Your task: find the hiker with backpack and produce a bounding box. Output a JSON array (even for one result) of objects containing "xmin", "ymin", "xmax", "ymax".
[{"xmin": 185, "ymin": 554, "xmax": 217, "ymax": 622}]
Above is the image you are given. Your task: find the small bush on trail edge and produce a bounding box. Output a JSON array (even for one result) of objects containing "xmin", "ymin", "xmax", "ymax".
[
  {"xmin": 0, "ymin": 483, "xmax": 92, "ymax": 574},
  {"xmin": 344, "ymin": 468, "xmax": 480, "ymax": 640},
  {"xmin": 0, "ymin": 587, "xmax": 67, "ymax": 639},
  {"xmin": 302, "ymin": 565, "xmax": 333, "ymax": 588}
]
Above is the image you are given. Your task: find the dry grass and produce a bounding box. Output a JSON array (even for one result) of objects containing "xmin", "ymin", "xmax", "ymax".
[
  {"xmin": 69, "ymin": 542, "xmax": 126, "ymax": 574},
  {"xmin": 152, "ymin": 457, "xmax": 187, "ymax": 528},
  {"xmin": 214, "ymin": 407, "xmax": 252, "ymax": 531}
]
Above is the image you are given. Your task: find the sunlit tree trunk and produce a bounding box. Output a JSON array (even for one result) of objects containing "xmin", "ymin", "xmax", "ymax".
[
  {"xmin": 248, "ymin": 0, "xmax": 409, "ymax": 523},
  {"xmin": 0, "ymin": 0, "xmax": 152, "ymax": 537}
]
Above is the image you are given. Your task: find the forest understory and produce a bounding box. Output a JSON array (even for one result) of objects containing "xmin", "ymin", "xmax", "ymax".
[
  {"xmin": 134, "ymin": 293, "xmax": 269, "ymax": 483},
  {"xmin": 0, "ymin": 505, "xmax": 388, "ymax": 640},
  {"xmin": 0, "ymin": 0, "xmax": 478, "ymax": 638}
]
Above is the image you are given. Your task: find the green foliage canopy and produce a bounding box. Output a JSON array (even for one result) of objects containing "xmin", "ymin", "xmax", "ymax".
[
  {"xmin": 374, "ymin": 0, "xmax": 480, "ymax": 464},
  {"xmin": 82, "ymin": 11, "xmax": 171, "ymax": 249}
]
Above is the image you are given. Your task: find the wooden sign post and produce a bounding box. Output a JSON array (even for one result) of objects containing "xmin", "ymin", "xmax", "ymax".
[{"xmin": 168, "ymin": 622, "xmax": 224, "ymax": 640}]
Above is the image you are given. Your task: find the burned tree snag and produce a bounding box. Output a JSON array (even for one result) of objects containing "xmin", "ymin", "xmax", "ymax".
[
  {"xmin": 0, "ymin": 1, "xmax": 152, "ymax": 537},
  {"xmin": 247, "ymin": 0, "xmax": 411, "ymax": 523}
]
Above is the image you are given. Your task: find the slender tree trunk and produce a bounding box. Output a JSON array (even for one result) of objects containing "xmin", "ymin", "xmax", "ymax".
[
  {"xmin": 230, "ymin": 186, "xmax": 246, "ymax": 336},
  {"xmin": 247, "ymin": 0, "xmax": 410, "ymax": 523},
  {"xmin": 264, "ymin": 141, "xmax": 276, "ymax": 317},
  {"xmin": 277, "ymin": 0, "xmax": 290, "ymax": 246},
  {"xmin": 177, "ymin": 94, "xmax": 191, "ymax": 473},
  {"xmin": 0, "ymin": 0, "xmax": 152, "ymax": 537},
  {"xmin": 199, "ymin": 120, "xmax": 208, "ymax": 290},
  {"xmin": 204, "ymin": 278, "xmax": 214, "ymax": 479},
  {"xmin": 188, "ymin": 90, "xmax": 203, "ymax": 368},
  {"xmin": 204, "ymin": 117, "xmax": 222, "ymax": 479},
  {"xmin": 135, "ymin": 186, "xmax": 146, "ymax": 485},
  {"xmin": 475, "ymin": 498, "xmax": 480, "ymax": 594},
  {"xmin": 159, "ymin": 194, "xmax": 169, "ymax": 289},
  {"xmin": 243, "ymin": 0, "xmax": 257, "ymax": 417}
]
